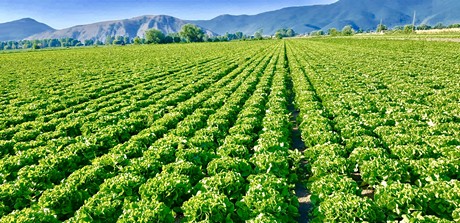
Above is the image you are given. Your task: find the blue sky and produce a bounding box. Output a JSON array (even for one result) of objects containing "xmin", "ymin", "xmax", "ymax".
[{"xmin": 0, "ymin": 0, "xmax": 337, "ymax": 29}]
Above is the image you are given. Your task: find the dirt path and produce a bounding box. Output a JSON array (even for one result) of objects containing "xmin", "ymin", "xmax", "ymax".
[
  {"xmin": 288, "ymin": 102, "xmax": 312, "ymax": 223},
  {"xmin": 286, "ymin": 59, "xmax": 311, "ymax": 222},
  {"xmin": 288, "ymin": 100, "xmax": 312, "ymax": 223}
]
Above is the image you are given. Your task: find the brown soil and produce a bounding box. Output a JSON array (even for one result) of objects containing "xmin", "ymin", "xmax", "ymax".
[
  {"xmin": 362, "ymin": 189, "xmax": 375, "ymax": 200},
  {"xmin": 288, "ymin": 91, "xmax": 310, "ymax": 222},
  {"xmin": 296, "ymin": 183, "xmax": 313, "ymax": 223}
]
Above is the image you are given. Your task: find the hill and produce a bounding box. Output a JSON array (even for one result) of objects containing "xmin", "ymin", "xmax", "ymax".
[
  {"xmin": 4, "ymin": 0, "xmax": 460, "ymax": 40},
  {"xmin": 0, "ymin": 18, "xmax": 55, "ymax": 41},
  {"xmin": 192, "ymin": 0, "xmax": 460, "ymax": 34},
  {"xmin": 28, "ymin": 15, "xmax": 216, "ymax": 42}
]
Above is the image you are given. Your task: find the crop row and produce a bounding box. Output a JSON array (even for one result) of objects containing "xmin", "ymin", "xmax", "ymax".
[
  {"xmin": 64, "ymin": 41, "xmax": 276, "ymax": 223},
  {"xmin": 2, "ymin": 38, "xmax": 458, "ymax": 222},
  {"xmin": 0, "ymin": 55, "xmax": 235, "ymax": 183},
  {"xmin": 0, "ymin": 57, "xmax": 226, "ymax": 163},
  {"xmin": 287, "ymin": 38, "xmax": 459, "ymax": 222},
  {"xmin": 0, "ymin": 46, "xmax": 223, "ymax": 129},
  {"xmin": 0, "ymin": 42, "xmax": 275, "ymax": 220},
  {"xmin": 0, "ymin": 42, "xmax": 283, "ymax": 222}
]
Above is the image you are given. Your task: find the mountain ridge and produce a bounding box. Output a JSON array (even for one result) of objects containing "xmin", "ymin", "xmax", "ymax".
[
  {"xmin": 193, "ymin": 0, "xmax": 460, "ymax": 34},
  {"xmin": 27, "ymin": 15, "xmax": 216, "ymax": 42},
  {"xmin": 0, "ymin": 18, "xmax": 55, "ymax": 41},
  {"xmin": 2, "ymin": 0, "xmax": 460, "ymax": 41}
]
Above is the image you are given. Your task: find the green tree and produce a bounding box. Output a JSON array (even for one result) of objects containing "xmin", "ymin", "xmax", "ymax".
[
  {"xmin": 113, "ymin": 36, "xmax": 124, "ymax": 45},
  {"xmin": 180, "ymin": 24, "xmax": 205, "ymax": 42},
  {"xmin": 342, "ymin": 25, "xmax": 355, "ymax": 36},
  {"xmin": 167, "ymin": 33, "xmax": 182, "ymax": 43},
  {"xmin": 133, "ymin": 37, "xmax": 142, "ymax": 45},
  {"xmin": 40, "ymin": 39, "xmax": 49, "ymax": 48},
  {"xmin": 70, "ymin": 39, "xmax": 80, "ymax": 46},
  {"xmin": 377, "ymin": 24, "xmax": 387, "ymax": 32},
  {"xmin": 286, "ymin": 28, "xmax": 296, "ymax": 37},
  {"xmin": 32, "ymin": 42, "xmax": 40, "ymax": 49},
  {"xmin": 275, "ymin": 31, "xmax": 284, "ymax": 39},
  {"xmin": 112, "ymin": 39, "xmax": 123, "ymax": 45},
  {"xmin": 417, "ymin": 24, "xmax": 431, "ymax": 30},
  {"xmin": 60, "ymin": 38, "xmax": 67, "ymax": 47},
  {"xmin": 328, "ymin": 28, "xmax": 339, "ymax": 36},
  {"xmin": 274, "ymin": 28, "xmax": 296, "ymax": 39},
  {"xmin": 49, "ymin": 39, "xmax": 60, "ymax": 47},
  {"xmin": 123, "ymin": 36, "xmax": 130, "ymax": 44},
  {"xmin": 84, "ymin": 39, "xmax": 94, "ymax": 46},
  {"xmin": 235, "ymin": 32, "xmax": 243, "ymax": 39},
  {"xmin": 105, "ymin": 36, "xmax": 113, "ymax": 45},
  {"xmin": 311, "ymin": 30, "xmax": 324, "ymax": 36},
  {"xmin": 434, "ymin": 23, "xmax": 445, "ymax": 29},
  {"xmin": 164, "ymin": 36, "xmax": 173, "ymax": 43},
  {"xmin": 254, "ymin": 30, "xmax": 263, "ymax": 40},
  {"xmin": 404, "ymin": 25, "xmax": 415, "ymax": 34},
  {"xmin": 145, "ymin": 29, "xmax": 165, "ymax": 44}
]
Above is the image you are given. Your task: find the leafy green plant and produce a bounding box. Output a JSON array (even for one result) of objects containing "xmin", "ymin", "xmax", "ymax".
[
  {"xmin": 182, "ymin": 191, "xmax": 235, "ymax": 222},
  {"xmin": 139, "ymin": 172, "xmax": 192, "ymax": 207},
  {"xmin": 237, "ymin": 174, "xmax": 298, "ymax": 222},
  {"xmin": 453, "ymin": 208, "xmax": 460, "ymax": 222},
  {"xmin": 348, "ymin": 147, "xmax": 388, "ymax": 168},
  {"xmin": 422, "ymin": 180, "xmax": 460, "ymax": 220},
  {"xmin": 206, "ymin": 157, "xmax": 252, "ymax": 177},
  {"xmin": 118, "ymin": 200, "xmax": 175, "ymax": 223},
  {"xmin": 194, "ymin": 171, "xmax": 245, "ymax": 201},
  {"xmin": 246, "ymin": 213, "xmax": 280, "ymax": 223},
  {"xmin": 250, "ymin": 151, "xmax": 290, "ymax": 178},
  {"xmin": 401, "ymin": 211, "xmax": 453, "ymax": 223},
  {"xmin": 162, "ymin": 160, "xmax": 203, "ymax": 185},
  {"xmin": 0, "ymin": 207, "xmax": 60, "ymax": 223},
  {"xmin": 389, "ymin": 145, "xmax": 436, "ymax": 160},
  {"xmin": 409, "ymin": 158, "xmax": 459, "ymax": 184},
  {"xmin": 309, "ymin": 173, "xmax": 360, "ymax": 204},
  {"xmin": 175, "ymin": 147, "xmax": 216, "ymax": 168},
  {"xmin": 312, "ymin": 192, "xmax": 384, "ymax": 222},
  {"xmin": 310, "ymin": 155, "xmax": 352, "ymax": 177},
  {"xmin": 374, "ymin": 182, "xmax": 424, "ymax": 220},
  {"xmin": 361, "ymin": 157, "xmax": 411, "ymax": 185},
  {"xmin": 216, "ymin": 143, "xmax": 250, "ymax": 159},
  {"xmin": 303, "ymin": 143, "xmax": 345, "ymax": 162}
]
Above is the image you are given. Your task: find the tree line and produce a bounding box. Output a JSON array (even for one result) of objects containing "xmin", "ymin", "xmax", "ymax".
[
  {"xmin": 2, "ymin": 22, "xmax": 460, "ymax": 51},
  {"xmin": 141, "ymin": 24, "xmax": 266, "ymax": 44},
  {"xmin": 0, "ymin": 24, "xmax": 256, "ymax": 51},
  {"xmin": 309, "ymin": 22, "xmax": 460, "ymax": 36}
]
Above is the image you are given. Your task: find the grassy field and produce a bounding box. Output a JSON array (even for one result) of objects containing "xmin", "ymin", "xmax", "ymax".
[
  {"xmin": 0, "ymin": 38, "xmax": 459, "ymax": 222},
  {"xmin": 353, "ymin": 29, "xmax": 460, "ymax": 41}
]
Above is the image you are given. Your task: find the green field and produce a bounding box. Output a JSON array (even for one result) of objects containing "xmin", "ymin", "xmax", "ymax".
[{"xmin": 0, "ymin": 39, "xmax": 459, "ymax": 222}]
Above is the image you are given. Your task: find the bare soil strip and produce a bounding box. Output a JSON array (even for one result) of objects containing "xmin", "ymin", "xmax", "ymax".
[{"xmin": 286, "ymin": 56, "xmax": 311, "ymax": 222}]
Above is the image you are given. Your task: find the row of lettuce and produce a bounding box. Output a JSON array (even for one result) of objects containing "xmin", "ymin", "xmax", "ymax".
[
  {"xmin": 0, "ymin": 46, "xmax": 241, "ymax": 219},
  {"xmin": 0, "ymin": 41, "xmax": 303, "ymax": 222},
  {"xmin": 3, "ymin": 38, "xmax": 457, "ymax": 222},
  {"xmin": 287, "ymin": 39, "xmax": 459, "ymax": 222}
]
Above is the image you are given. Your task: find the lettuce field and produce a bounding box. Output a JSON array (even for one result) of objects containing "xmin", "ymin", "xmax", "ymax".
[{"xmin": 0, "ymin": 39, "xmax": 459, "ymax": 222}]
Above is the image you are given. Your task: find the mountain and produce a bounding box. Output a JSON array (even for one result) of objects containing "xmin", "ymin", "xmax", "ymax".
[
  {"xmin": 28, "ymin": 15, "xmax": 216, "ymax": 42},
  {"xmin": 0, "ymin": 18, "xmax": 55, "ymax": 41},
  {"xmin": 192, "ymin": 0, "xmax": 460, "ymax": 34},
  {"xmin": 4, "ymin": 0, "xmax": 460, "ymax": 41}
]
